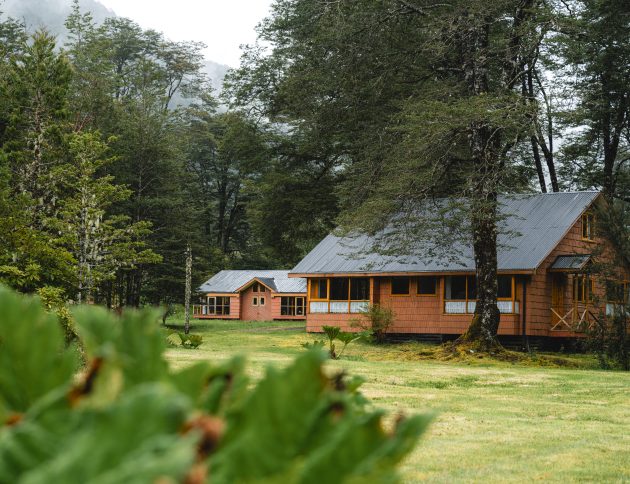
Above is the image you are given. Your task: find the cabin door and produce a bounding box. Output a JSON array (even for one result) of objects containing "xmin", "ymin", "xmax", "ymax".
[{"xmin": 551, "ymin": 274, "xmax": 565, "ymax": 323}]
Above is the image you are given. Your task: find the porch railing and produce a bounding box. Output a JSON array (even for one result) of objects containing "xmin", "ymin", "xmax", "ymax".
[
  {"xmin": 550, "ymin": 305, "xmax": 599, "ymax": 332},
  {"xmin": 193, "ymin": 305, "xmax": 208, "ymax": 316}
]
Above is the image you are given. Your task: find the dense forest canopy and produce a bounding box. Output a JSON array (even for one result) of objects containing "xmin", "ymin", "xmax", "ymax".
[{"xmin": 0, "ymin": 0, "xmax": 629, "ymax": 335}]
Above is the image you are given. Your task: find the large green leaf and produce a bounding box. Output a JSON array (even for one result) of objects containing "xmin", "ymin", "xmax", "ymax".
[{"xmin": 0, "ymin": 288, "xmax": 78, "ymax": 413}]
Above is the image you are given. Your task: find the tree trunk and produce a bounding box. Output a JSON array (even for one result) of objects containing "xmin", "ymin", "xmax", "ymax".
[
  {"xmin": 455, "ymin": 14, "xmax": 502, "ymax": 350},
  {"xmin": 457, "ymin": 194, "xmax": 501, "ymax": 350},
  {"xmin": 184, "ymin": 243, "xmax": 192, "ymax": 335}
]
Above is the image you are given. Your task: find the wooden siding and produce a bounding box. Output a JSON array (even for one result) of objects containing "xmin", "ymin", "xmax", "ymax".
[
  {"xmin": 194, "ymin": 294, "xmax": 240, "ymax": 320},
  {"xmin": 240, "ymin": 285, "xmax": 274, "ymax": 321},
  {"xmin": 305, "ymin": 211, "xmax": 629, "ymax": 336}
]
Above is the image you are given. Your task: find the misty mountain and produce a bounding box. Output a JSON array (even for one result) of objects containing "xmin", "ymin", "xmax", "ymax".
[
  {"xmin": 1, "ymin": 0, "xmax": 114, "ymax": 38},
  {"xmin": 1, "ymin": 0, "xmax": 231, "ymax": 95}
]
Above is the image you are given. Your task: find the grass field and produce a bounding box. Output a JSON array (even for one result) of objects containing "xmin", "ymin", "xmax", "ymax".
[{"xmin": 166, "ymin": 319, "xmax": 630, "ymax": 483}]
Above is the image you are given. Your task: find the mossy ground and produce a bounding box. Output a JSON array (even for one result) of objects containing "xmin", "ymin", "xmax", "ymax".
[{"xmin": 165, "ymin": 319, "xmax": 630, "ymax": 483}]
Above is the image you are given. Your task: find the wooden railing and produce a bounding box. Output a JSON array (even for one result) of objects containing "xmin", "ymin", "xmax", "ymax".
[
  {"xmin": 550, "ymin": 306, "xmax": 599, "ymax": 332},
  {"xmin": 193, "ymin": 305, "xmax": 208, "ymax": 316}
]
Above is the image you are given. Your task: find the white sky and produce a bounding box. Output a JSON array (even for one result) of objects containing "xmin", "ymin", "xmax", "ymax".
[{"xmin": 98, "ymin": 0, "xmax": 275, "ymax": 67}]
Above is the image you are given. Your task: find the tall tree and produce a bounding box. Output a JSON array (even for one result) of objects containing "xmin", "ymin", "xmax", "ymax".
[
  {"xmin": 0, "ymin": 30, "xmax": 75, "ymax": 290},
  {"xmin": 556, "ymin": 0, "xmax": 630, "ymax": 200},
  {"xmin": 227, "ymin": 0, "xmax": 547, "ymax": 349}
]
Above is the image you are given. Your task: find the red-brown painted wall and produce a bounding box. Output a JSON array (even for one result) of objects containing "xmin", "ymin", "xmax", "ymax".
[
  {"xmin": 240, "ymin": 285, "xmax": 273, "ymax": 321},
  {"xmin": 305, "ymin": 210, "xmax": 628, "ymax": 337}
]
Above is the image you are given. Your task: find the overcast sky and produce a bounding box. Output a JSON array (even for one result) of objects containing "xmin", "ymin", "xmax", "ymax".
[{"xmin": 98, "ymin": 0, "xmax": 275, "ymax": 67}]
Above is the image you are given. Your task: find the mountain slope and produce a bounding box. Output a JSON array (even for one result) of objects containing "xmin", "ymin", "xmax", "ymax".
[{"xmin": 1, "ymin": 0, "xmax": 230, "ymax": 94}]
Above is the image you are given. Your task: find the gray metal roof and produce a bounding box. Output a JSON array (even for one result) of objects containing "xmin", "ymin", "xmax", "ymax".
[
  {"xmin": 198, "ymin": 270, "xmax": 306, "ymax": 294},
  {"xmin": 290, "ymin": 192, "xmax": 600, "ymax": 274},
  {"xmin": 550, "ymin": 254, "xmax": 591, "ymax": 272}
]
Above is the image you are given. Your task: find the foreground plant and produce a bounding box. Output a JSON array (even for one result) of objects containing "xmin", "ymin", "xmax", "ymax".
[{"xmin": 0, "ymin": 287, "xmax": 430, "ymax": 483}]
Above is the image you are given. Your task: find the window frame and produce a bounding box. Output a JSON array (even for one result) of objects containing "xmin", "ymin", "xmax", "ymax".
[
  {"xmin": 259, "ymin": 296, "xmax": 265, "ymax": 306},
  {"xmin": 574, "ymin": 274, "xmax": 594, "ymax": 304},
  {"xmin": 310, "ymin": 278, "xmax": 329, "ymax": 301},
  {"xmin": 443, "ymin": 275, "xmax": 517, "ymax": 314},
  {"xmin": 581, "ymin": 213, "xmax": 595, "ymax": 241},
  {"xmin": 207, "ymin": 296, "xmax": 230, "ymax": 315},
  {"xmin": 281, "ymin": 296, "xmax": 306, "ymax": 316}
]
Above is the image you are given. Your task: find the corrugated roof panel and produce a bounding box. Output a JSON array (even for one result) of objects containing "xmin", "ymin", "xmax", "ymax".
[
  {"xmin": 290, "ymin": 192, "xmax": 600, "ymax": 274},
  {"xmin": 198, "ymin": 270, "xmax": 306, "ymax": 294}
]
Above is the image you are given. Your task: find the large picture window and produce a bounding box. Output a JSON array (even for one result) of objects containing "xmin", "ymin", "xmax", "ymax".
[
  {"xmin": 309, "ymin": 277, "xmax": 370, "ymax": 314},
  {"xmin": 207, "ymin": 296, "xmax": 230, "ymax": 315},
  {"xmin": 281, "ymin": 296, "xmax": 306, "ymax": 316},
  {"xmin": 444, "ymin": 275, "xmax": 517, "ymax": 314}
]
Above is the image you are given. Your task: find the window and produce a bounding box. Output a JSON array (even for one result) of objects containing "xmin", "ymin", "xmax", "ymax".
[
  {"xmin": 574, "ymin": 275, "xmax": 593, "ymax": 303},
  {"xmin": 350, "ymin": 278, "xmax": 370, "ymax": 300},
  {"xmin": 606, "ymin": 281, "xmax": 628, "ymax": 304},
  {"xmin": 252, "ymin": 282, "xmax": 266, "ymax": 293},
  {"xmin": 252, "ymin": 296, "xmax": 258, "ymax": 306},
  {"xmin": 391, "ymin": 277, "xmax": 410, "ymax": 295},
  {"xmin": 330, "ymin": 278, "xmax": 350, "ymax": 300},
  {"xmin": 445, "ymin": 276, "xmax": 468, "ymax": 300},
  {"xmin": 497, "ymin": 275, "xmax": 513, "ymax": 299},
  {"xmin": 207, "ymin": 296, "xmax": 230, "ymax": 315},
  {"xmin": 281, "ymin": 296, "xmax": 306, "ymax": 316},
  {"xmin": 259, "ymin": 296, "xmax": 265, "ymax": 306},
  {"xmin": 308, "ymin": 277, "xmax": 370, "ymax": 314},
  {"xmin": 310, "ymin": 279, "xmax": 328, "ymax": 299},
  {"xmin": 417, "ymin": 276, "xmax": 437, "ymax": 295},
  {"xmin": 582, "ymin": 213, "xmax": 595, "ymax": 240}
]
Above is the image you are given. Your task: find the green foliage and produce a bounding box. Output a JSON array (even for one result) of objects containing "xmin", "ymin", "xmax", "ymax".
[
  {"xmin": 312, "ymin": 326, "xmax": 362, "ymax": 360},
  {"xmin": 174, "ymin": 332, "xmax": 204, "ymax": 349},
  {"xmin": 0, "ymin": 286, "xmax": 429, "ymax": 483},
  {"xmin": 0, "ymin": 287, "xmax": 78, "ymax": 416},
  {"xmin": 302, "ymin": 340, "xmax": 325, "ymax": 351},
  {"xmin": 36, "ymin": 286, "xmax": 76, "ymax": 345},
  {"xmin": 323, "ymin": 325, "xmax": 341, "ymax": 359},
  {"xmin": 352, "ymin": 305, "xmax": 395, "ymax": 344}
]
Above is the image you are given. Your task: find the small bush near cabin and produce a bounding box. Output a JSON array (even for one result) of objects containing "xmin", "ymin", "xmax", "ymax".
[
  {"xmin": 0, "ymin": 286, "xmax": 430, "ymax": 483},
  {"xmin": 351, "ymin": 304, "xmax": 395, "ymax": 344}
]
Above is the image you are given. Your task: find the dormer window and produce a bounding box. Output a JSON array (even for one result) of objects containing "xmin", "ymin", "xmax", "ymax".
[
  {"xmin": 582, "ymin": 213, "xmax": 595, "ymax": 240},
  {"xmin": 252, "ymin": 282, "xmax": 265, "ymax": 293}
]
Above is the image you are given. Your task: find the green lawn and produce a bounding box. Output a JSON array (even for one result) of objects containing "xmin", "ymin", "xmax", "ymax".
[{"xmin": 166, "ymin": 319, "xmax": 630, "ymax": 483}]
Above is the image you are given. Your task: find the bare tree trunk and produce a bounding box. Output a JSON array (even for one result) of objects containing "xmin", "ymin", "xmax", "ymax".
[{"xmin": 184, "ymin": 243, "xmax": 192, "ymax": 335}]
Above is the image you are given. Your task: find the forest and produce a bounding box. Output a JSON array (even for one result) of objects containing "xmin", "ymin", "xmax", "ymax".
[{"xmin": 0, "ymin": 0, "xmax": 629, "ymax": 327}]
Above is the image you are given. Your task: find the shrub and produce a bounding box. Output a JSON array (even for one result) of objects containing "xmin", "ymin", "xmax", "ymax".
[
  {"xmin": 351, "ymin": 304, "xmax": 395, "ymax": 344},
  {"xmin": 308, "ymin": 326, "xmax": 362, "ymax": 360},
  {"xmin": 322, "ymin": 325, "xmax": 341, "ymax": 358},
  {"xmin": 172, "ymin": 332, "xmax": 204, "ymax": 349},
  {"xmin": 37, "ymin": 286, "xmax": 78, "ymax": 345},
  {"xmin": 0, "ymin": 286, "xmax": 430, "ymax": 482}
]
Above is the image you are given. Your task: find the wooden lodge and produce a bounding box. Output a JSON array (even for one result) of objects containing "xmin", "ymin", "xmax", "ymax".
[
  {"xmin": 288, "ymin": 192, "xmax": 630, "ymax": 342},
  {"xmin": 193, "ymin": 270, "xmax": 306, "ymax": 321}
]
